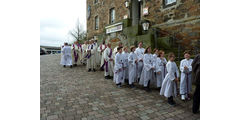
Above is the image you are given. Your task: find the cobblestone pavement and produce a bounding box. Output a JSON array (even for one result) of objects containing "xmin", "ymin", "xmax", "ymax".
[{"xmin": 41, "ymin": 54, "xmax": 200, "ymax": 120}]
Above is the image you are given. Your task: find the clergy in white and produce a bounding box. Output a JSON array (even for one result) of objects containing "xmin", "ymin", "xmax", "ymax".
[
  {"xmin": 114, "ymin": 47, "xmax": 124, "ymax": 87},
  {"xmin": 71, "ymin": 41, "xmax": 82, "ymax": 66},
  {"xmin": 158, "ymin": 50, "xmax": 168, "ymax": 88},
  {"xmin": 128, "ymin": 46, "xmax": 138, "ymax": 88},
  {"xmin": 135, "ymin": 42, "xmax": 145, "ymax": 81},
  {"xmin": 98, "ymin": 40, "xmax": 107, "ymax": 70},
  {"xmin": 81, "ymin": 41, "xmax": 88, "ymax": 64},
  {"xmin": 179, "ymin": 51, "xmax": 193, "ymax": 100},
  {"xmin": 103, "ymin": 43, "xmax": 114, "ymax": 79},
  {"xmin": 60, "ymin": 43, "xmax": 73, "ymax": 67},
  {"xmin": 139, "ymin": 47, "xmax": 155, "ymax": 92},
  {"xmin": 86, "ymin": 40, "xmax": 97, "ymax": 72}
]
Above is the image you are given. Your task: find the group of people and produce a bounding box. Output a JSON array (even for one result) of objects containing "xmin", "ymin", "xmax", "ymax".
[{"xmin": 60, "ymin": 40, "xmax": 200, "ymax": 113}]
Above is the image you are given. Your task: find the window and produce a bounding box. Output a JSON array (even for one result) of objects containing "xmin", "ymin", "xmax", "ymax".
[
  {"xmin": 94, "ymin": 0, "xmax": 98, "ymax": 4},
  {"xmin": 95, "ymin": 16, "xmax": 99, "ymax": 30},
  {"xmin": 165, "ymin": 0, "xmax": 176, "ymax": 5},
  {"xmin": 109, "ymin": 8, "xmax": 115, "ymax": 24}
]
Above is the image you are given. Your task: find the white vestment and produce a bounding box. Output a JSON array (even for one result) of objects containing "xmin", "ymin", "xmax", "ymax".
[
  {"xmin": 151, "ymin": 54, "xmax": 158, "ymax": 87},
  {"xmin": 114, "ymin": 53, "xmax": 124, "ymax": 84},
  {"xmin": 94, "ymin": 42, "xmax": 100, "ymax": 66},
  {"xmin": 98, "ymin": 44, "xmax": 107, "ymax": 68},
  {"xmin": 160, "ymin": 61, "xmax": 179, "ymax": 98},
  {"xmin": 128, "ymin": 52, "xmax": 138, "ymax": 85},
  {"xmin": 139, "ymin": 54, "xmax": 154, "ymax": 87},
  {"xmin": 60, "ymin": 45, "xmax": 65, "ymax": 65},
  {"xmin": 86, "ymin": 44, "xmax": 96, "ymax": 70},
  {"xmin": 81, "ymin": 44, "xmax": 88, "ymax": 64},
  {"xmin": 180, "ymin": 59, "xmax": 193, "ymax": 95},
  {"xmin": 135, "ymin": 47, "xmax": 145, "ymax": 79},
  {"xmin": 155, "ymin": 58, "xmax": 162, "ymax": 88},
  {"xmin": 71, "ymin": 44, "xmax": 82, "ymax": 65},
  {"xmin": 122, "ymin": 51, "xmax": 129, "ymax": 80},
  {"xmin": 113, "ymin": 46, "xmax": 118, "ymax": 61},
  {"xmin": 103, "ymin": 47, "xmax": 114, "ymax": 77},
  {"xmin": 60, "ymin": 46, "xmax": 72, "ymax": 66}
]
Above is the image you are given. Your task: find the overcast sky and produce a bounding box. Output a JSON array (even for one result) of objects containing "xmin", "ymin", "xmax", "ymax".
[{"xmin": 40, "ymin": 0, "xmax": 86, "ymax": 47}]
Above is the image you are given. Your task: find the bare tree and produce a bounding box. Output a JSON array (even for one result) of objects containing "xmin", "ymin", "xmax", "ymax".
[{"xmin": 69, "ymin": 18, "xmax": 87, "ymax": 43}]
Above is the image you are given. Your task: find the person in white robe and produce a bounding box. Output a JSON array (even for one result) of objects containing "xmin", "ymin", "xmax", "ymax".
[
  {"xmin": 180, "ymin": 51, "xmax": 193, "ymax": 101},
  {"xmin": 60, "ymin": 45, "xmax": 65, "ymax": 66},
  {"xmin": 86, "ymin": 40, "xmax": 97, "ymax": 72},
  {"xmin": 122, "ymin": 47, "xmax": 129, "ymax": 83},
  {"xmin": 128, "ymin": 46, "xmax": 138, "ymax": 88},
  {"xmin": 160, "ymin": 52, "xmax": 179, "ymax": 105},
  {"xmin": 103, "ymin": 43, "xmax": 114, "ymax": 79},
  {"xmin": 139, "ymin": 46, "xmax": 155, "ymax": 92},
  {"xmin": 114, "ymin": 47, "xmax": 124, "ymax": 88},
  {"xmin": 156, "ymin": 50, "xmax": 168, "ymax": 90},
  {"xmin": 135, "ymin": 42, "xmax": 145, "ymax": 82},
  {"xmin": 113, "ymin": 42, "xmax": 123, "ymax": 61},
  {"xmin": 81, "ymin": 41, "xmax": 88, "ymax": 65},
  {"xmin": 71, "ymin": 41, "xmax": 82, "ymax": 66},
  {"xmin": 98, "ymin": 40, "xmax": 107, "ymax": 70},
  {"xmin": 93, "ymin": 40, "xmax": 100, "ymax": 67},
  {"xmin": 151, "ymin": 48, "xmax": 159, "ymax": 88},
  {"xmin": 60, "ymin": 43, "xmax": 73, "ymax": 68}
]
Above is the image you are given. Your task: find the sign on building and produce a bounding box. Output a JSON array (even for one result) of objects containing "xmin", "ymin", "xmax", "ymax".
[
  {"xmin": 143, "ymin": 7, "xmax": 149, "ymax": 16},
  {"xmin": 105, "ymin": 22, "xmax": 123, "ymax": 34}
]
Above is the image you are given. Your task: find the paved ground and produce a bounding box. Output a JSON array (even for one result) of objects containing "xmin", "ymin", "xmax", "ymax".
[{"xmin": 40, "ymin": 54, "xmax": 200, "ymax": 120}]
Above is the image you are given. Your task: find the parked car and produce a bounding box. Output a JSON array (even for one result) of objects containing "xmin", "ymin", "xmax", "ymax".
[{"xmin": 40, "ymin": 48, "xmax": 48, "ymax": 55}]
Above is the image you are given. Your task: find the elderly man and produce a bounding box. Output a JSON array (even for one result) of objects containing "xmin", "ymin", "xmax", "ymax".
[
  {"xmin": 60, "ymin": 43, "xmax": 72, "ymax": 68},
  {"xmin": 71, "ymin": 41, "xmax": 82, "ymax": 66},
  {"xmin": 103, "ymin": 43, "xmax": 114, "ymax": 79},
  {"xmin": 86, "ymin": 40, "xmax": 97, "ymax": 72},
  {"xmin": 98, "ymin": 40, "xmax": 107, "ymax": 70}
]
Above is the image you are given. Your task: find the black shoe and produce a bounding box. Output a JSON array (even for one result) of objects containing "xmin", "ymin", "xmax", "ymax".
[
  {"xmin": 93, "ymin": 69, "xmax": 96, "ymax": 72},
  {"xmin": 63, "ymin": 65, "xmax": 66, "ymax": 68},
  {"xmin": 109, "ymin": 76, "xmax": 113, "ymax": 79},
  {"xmin": 70, "ymin": 65, "xmax": 73, "ymax": 68},
  {"xmin": 105, "ymin": 76, "xmax": 110, "ymax": 79},
  {"xmin": 88, "ymin": 69, "xmax": 91, "ymax": 72}
]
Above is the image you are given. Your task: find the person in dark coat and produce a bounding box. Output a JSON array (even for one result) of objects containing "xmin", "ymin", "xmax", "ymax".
[{"xmin": 192, "ymin": 54, "xmax": 200, "ymax": 114}]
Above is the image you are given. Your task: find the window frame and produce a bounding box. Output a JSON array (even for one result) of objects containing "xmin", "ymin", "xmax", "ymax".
[
  {"xmin": 163, "ymin": 0, "xmax": 177, "ymax": 8},
  {"xmin": 109, "ymin": 8, "xmax": 115, "ymax": 24},
  {"xmin": 95, "ymin": 15, "xmax": 99, "ymax": 30},
  {"xmin": 94, "ymin": 0, "xmax": 99, "ymax": 4}
]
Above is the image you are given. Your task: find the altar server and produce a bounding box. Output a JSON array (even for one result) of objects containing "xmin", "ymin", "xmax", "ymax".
[
  {"xmin": 128, "ymin": 46, "xmax": 138, "ymax": 88},
  {"xmin": 103, "ymin": 43, "xmax": 114, "ymax": 79},
  {"xmin": 160, "ymin": 52, "xmax": 179, "ymax": 105},
  {"xmin": 98, "ymin": 40, "xmax": 107, "ymax": 70},
  {"xmin": 86, "ymin": 40, "xmax": 97, "ymax": 72},
  {"xmin": 180, "ymin": 51, "xmax": 193, "ymax": 101},
  {"xmin": 151, "ymin": 48, "xmax": 159, "ymax": 87},
  {"xmin": 157, "ymin": 50, "xmax": 168, "ymax": 90},
  {"xmin": 60, "ymin": 43, "xmax": 72, "ymax": 68},
  {"xmin": 113, "ymin": 42, "xmax": 123, "ymax": 61},
  {"xmin": 114, "ymin": 47, "xmax": 124, "ymax": 88},
  {"xmin": 122, "ymin": 46, "xmax": 129, "ymax": 83},
  {"xmin": 135, "ymin": 42, "xmax": 145, "ymax": 82},
  {"xmin": 139, "ymin": 46, "xmax": 155, "ymax": 92}
]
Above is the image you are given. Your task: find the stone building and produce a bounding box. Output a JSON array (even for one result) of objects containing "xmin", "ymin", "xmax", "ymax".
[{"xmin": 86, "ymin": 0, "xmax": 200, "ymax": 55}]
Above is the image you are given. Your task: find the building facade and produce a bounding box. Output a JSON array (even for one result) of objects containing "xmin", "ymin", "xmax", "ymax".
[{"xmin": 86, "ymin": 0, "xmax": 200, "ymax": 54}]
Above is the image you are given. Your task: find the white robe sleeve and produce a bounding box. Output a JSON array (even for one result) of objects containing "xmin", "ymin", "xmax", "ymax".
[
  {"xmin": 180, "ymin": 60, "xmax": 184, "ymax": 73},
  {"xmin": 175, "ymin": 62, "xmax": 180, "ymax": 78},
  {"xmin": 143, "ymin": 54, "xmax": 152, "ymax": 71},
  {"xmin": 155, "ymin": 58, "xmax": 162, "ymax": 72},
  {"xmin": 114, "ymin": 54, "xmax": 122, "ymax": 71},
  {"xmin": 188, "ymin": 59, "xmax": 193, "ymax": 72},
  {"xmin": 167, "ymin": 62, "xmax": 176, "ymax": 81},
  {"xmin": 103, "ymin": 49, "xmax": 109, "ymax": 61},
  {"xmin": 128, "ymin": 53, "xmax": 134, "ymax": 65}
]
